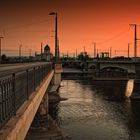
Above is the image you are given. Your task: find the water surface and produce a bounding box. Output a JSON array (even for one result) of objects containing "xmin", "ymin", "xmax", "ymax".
[{"xmin": 49, "ymin": 80, "xmax": 140, "ymax": 140}]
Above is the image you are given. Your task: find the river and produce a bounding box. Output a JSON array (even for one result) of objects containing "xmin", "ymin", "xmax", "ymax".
[{"xmin": 49, "ymin": 79, "xmax": 140, "ymax": 140}]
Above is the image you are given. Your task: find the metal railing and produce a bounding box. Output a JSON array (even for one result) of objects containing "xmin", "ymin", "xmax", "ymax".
[{"xmin": 0, "ymin": 63, "xmax": 52, "ymax": 129}]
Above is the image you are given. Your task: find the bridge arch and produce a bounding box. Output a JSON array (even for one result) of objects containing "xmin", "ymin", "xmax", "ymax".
[
  {"xmin": 100, "ymin": 66, "xmax": 129, "ymax": 78},
  {"xmin": 79, "ymin": 62, "xmax": 85, "ymax": 68},
  {"xmin": 88, "ymin": 64, "xmax": 96, "ymax": 69}
]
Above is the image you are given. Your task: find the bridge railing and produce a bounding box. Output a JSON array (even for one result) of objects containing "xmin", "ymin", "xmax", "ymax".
[{"xmin": 0, "ymin": 63, "xmax": 52, "ymax": 129}]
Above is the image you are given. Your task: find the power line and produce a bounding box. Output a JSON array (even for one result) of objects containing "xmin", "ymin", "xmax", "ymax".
[{"xmin": 97, "ymin": 28, "xmax": 130, "ymax": 45}]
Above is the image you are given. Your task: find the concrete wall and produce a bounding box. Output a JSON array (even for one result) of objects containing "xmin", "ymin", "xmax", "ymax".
[{"xmin": 0, "ymin": 70, "xmax": 54, "ymax": 140}]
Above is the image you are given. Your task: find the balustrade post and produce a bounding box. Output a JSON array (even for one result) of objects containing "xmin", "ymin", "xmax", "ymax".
[
  {"xmin": 26, "ymin": 69, "xmax": 29, "ymax": 99},
  {"xmin": 33, "ymin": 67, "xmax": 36, "ymax": 91},
  {"xmin": 12, "ymin": 73, "xmax": 16, "ymax": 116}
]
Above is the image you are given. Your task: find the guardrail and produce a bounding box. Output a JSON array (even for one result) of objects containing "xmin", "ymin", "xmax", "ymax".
[{"xmin": 0, "ymin": 63, "xmax": 52, "ymax": 129}]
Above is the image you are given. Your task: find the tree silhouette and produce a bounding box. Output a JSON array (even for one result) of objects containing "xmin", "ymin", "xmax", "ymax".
[{"xmin": 1, "ymin": 54, "xmax": 7, "ymax": 61}]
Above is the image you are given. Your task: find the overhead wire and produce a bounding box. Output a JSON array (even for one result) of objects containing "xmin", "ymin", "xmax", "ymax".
[{"xmin": 96, "ymin": 28, "xmax": 131, "ymax": 45}]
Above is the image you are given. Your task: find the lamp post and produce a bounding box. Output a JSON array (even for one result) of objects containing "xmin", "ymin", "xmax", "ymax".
[
  {"xmin": 49, "ymin": 12, "xmax": 59, "ymax": 62},
  {"xmin": 49, "ymin": 12, "xmax": 62, "ymax": 86},
  {"xmin": 0, "ymin": 36, "xmax": 4, "ymax": 62}
]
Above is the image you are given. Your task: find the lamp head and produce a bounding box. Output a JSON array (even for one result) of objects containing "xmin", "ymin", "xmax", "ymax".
[{"xmin": 49, "ymin": 12, "xmax": 56, "ymax": 15}]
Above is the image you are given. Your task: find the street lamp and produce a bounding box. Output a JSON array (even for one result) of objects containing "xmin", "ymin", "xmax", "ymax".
[
  {"xmin": 0, "ymin": 36, "xmax": 4, "ymax": 62},
  {"xmin": 49, "ymin": 12, "xmax": 59, "ymax": 62}
]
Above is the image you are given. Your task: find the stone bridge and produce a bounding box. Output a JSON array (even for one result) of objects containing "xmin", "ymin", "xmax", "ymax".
[
  {"xmin": 88, "ymin": 61, "xmax": 136, "ymax": 74},
  {"xmin": 61, "ymin": 60, "xmax": 137, "ymax": 78}
]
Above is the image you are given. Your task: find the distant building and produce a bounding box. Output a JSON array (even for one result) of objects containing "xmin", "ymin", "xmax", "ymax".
[
  {"xmin": 100, "ymin": 52, "xmax": 109, "ymax": 58},
  {"xmin": 35, "ymin": 44, "xmax": 53, "ymax": 61}
]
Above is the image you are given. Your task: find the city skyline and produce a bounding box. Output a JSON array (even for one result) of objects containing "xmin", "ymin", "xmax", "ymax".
[{"xmin": 0, "ymin": 0, "xmax": 140, "ymax": 57}]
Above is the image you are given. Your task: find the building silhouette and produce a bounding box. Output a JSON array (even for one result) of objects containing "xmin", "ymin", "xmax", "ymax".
[{"xmin": 35, "ymin": 44, "xmax": 53, "ymax": 61}]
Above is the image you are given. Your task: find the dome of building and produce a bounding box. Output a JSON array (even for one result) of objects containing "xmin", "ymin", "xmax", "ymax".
[
  {"xmin": 44, "ymin": 45, "xmax": 50, "ymax": 50},
  {"xmin": 44, "ymin": 45, "xmax": 50, "ymax": 53}
]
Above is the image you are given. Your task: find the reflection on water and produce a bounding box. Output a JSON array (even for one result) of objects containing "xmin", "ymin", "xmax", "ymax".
[{"xmin": 49, "ymin": 80, "xmax": 140, "ymax": 140}]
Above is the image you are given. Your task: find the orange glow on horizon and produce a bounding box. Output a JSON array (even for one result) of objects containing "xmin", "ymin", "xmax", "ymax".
[{"xmin": 0, "ymin": 0, "xmax": 140, "ymax": 57}]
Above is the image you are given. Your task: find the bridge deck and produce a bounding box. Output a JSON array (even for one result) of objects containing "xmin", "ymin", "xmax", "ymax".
[
  {"xmin": 0, "ymin": 62, "xmax": 52, "ymax": 77},
  {"xmin": 0, "ymin": 63, "xmax": 53, "ymax": 140}
]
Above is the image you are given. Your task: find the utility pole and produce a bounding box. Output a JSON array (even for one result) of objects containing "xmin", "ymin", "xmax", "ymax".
[
  {"xmin": 35, "ymin": 51, "xmax": 37, "ymax": 56},
  {"xmin": 41, "ymin": 42, "xmax": 43, "ymax": 55},
  {"xmin": 0, "ymin": 36, "xmax": 4, "ymax": 62},
  {"xmin": 128, "ymin": 43, "xmax": 130, "ymax": 58},
  {"xmin": 130, "ymin": 24, "xmax": 138, "ymax": 61},
  {"xmin": 41, "ymin": 42, "xmax": 43, "ymax": 60},
  {"xmin": 19, "ymin": 44, "xmax": 22, "ymax": 58},
  {"xmin": 96, "ymin": 49, "xmax": 99, "ymax": 58},
  {"xmin": 67, "ymin": 51, "xmax": 69, "ymax": 58},
  {"xmin": 93, "ymin": 42, "xmax": 96, "ymax": 58},
  {"xmin": 134, "ymin": 24, "xmax": 137, "ymax": 60},
  {"xmin": 29, "ymin": 49, "xmax": 32, "ymax": 57},
  {"xmin": 57, "ymin": 38, "xmax": 60, "ymax": 58},
  {"xmin": 83, "ymin": 46, "xmax": 86, "ymax": 53},
  {"xmin": 76, "ymin": 48, "xmax": 77, "ymax": 59},
  {"xmin": 110, "ymin": 47, "xmax": 112, "ymax": 58},
  {"xmin": 55, "ymin": 13, "xmax": 58, "ymax": 61}
]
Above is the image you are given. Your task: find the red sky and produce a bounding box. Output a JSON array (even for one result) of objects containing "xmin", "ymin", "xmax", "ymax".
[{"xmin": 0, "ymin": 0, "xmax": 140, "ymax": 57}]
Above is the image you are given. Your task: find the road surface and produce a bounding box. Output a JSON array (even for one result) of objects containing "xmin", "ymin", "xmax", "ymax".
[{"xmin": 0, "ymin": 62, "xmax": 51, "ymax": 77}]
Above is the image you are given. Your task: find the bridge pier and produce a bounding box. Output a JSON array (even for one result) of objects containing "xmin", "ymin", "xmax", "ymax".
[
  {"xmin": 53, "ymin": 73, "xmax": 61, "ymax": 85},
  {"xmin": 53, "ymin": 63, "xmax": 62, "ymax": 86},
  {"xmin": 29, "ymin": 93, "xmax": 49, "ymax": 129},
  {"xmin": 39, "ymin": 94, "xmax": 49, "ymax": 116}
]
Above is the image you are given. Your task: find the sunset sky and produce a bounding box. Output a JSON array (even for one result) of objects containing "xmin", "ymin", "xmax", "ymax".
[{"xmin": 0, "ymin": 0, "xmax": 140, "ymax": 57}]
